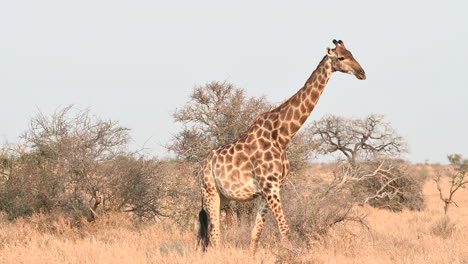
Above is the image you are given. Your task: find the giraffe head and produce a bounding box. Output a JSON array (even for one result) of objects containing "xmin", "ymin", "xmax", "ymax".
[{"xmin": 327, "ymin": 39, "xmax": 366, "ymax": 80}]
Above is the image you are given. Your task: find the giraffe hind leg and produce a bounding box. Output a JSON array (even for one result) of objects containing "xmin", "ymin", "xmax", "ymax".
[{"xmin": 204, "ymin": 189, "xmax": 221, "ymax": 248}]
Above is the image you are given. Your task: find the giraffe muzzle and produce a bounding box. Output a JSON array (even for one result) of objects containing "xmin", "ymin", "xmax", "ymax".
[{"xmin": 355, "ymin": 69, "xmax": 366, "ymax": 80}]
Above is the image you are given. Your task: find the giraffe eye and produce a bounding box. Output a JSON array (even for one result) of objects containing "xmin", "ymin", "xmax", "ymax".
[{"xmin": 337, "ymin": 57, "xmax": 345, "ymax": 61}]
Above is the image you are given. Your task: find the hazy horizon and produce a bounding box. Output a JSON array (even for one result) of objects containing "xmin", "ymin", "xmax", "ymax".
[{"xmin": 1, "ymin": 1, "xmax": 467, "ymax": 164}]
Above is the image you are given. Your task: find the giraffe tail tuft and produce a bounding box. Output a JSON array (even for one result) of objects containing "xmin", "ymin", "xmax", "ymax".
[{"xmin": 197, "ymin": 208, "xmax": 210, "ymax": 251}]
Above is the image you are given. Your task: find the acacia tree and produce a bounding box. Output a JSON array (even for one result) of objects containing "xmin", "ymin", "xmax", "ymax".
[
  {"xmin": 168, "ymin": 81, "xmax": 273, "ymax": 163},
  {"xmin": 434, "ymin": 154, "xmax": 468, "ymax": 214},
  {"xmin": 308, "ymin": 114, "xmax": 406, "ymax": 164}
]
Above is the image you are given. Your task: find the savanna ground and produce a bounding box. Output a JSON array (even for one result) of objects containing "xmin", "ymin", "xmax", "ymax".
[{"xmin": 1, "ymin": 164, "xmax": 467, "ymax": 264}]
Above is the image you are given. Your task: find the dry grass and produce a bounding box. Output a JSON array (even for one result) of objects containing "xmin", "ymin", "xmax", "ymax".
[{"xmin": 1, "ymin": 165, "xmax": 468, "ymax": 264}]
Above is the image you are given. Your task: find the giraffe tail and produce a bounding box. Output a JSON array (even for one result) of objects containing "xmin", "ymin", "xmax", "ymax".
[{"xmin": 197, "ymin": 208, "xmax": 210, "ymax": 251}]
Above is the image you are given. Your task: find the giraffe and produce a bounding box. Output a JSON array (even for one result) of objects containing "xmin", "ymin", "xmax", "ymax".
[{"xmin": 196, "ymin": 39, "xmax": 366, "ymax": 254}]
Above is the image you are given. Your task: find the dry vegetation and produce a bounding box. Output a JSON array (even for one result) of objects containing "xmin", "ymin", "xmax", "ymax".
[
  {"xmin": 1, "ymin": 85, "xmax": 466, "ymax": 263},
  {"xmin": 1, "ymin": 165, "xmax": 467, "ymax": 264}
]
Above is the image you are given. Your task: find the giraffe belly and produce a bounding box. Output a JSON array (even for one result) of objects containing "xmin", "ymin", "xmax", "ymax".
[{"xmin": 214, "ymin": 170, "xmax": 259, "ymax": 201}]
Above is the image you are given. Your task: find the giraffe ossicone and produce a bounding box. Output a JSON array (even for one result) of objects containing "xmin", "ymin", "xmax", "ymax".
[{"xmin": 196, "ymin": 39, "xmax": 366, "ymax": 254}]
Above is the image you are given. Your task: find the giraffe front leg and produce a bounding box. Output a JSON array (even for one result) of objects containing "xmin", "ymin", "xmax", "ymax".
[
  {"xmin": 250, "ymin": 199, "xmax": 268, "ymax": 255},
  {"xmin": 263, "ymin": 187, "xmax": 291, "ymax": 246}
]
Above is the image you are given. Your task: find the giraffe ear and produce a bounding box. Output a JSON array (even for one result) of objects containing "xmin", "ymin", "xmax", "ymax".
[{"xmin": 327, "ymin": 47, "xmax": 335, "ymax": 57}]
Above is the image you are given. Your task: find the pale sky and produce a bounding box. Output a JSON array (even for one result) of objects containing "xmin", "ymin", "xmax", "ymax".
[{"xmin": 1, "ymin": 0, "xmax": 467, "ymax": 163}]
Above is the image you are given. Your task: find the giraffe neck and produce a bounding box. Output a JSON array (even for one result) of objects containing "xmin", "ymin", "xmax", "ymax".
[{"xmin": 273, "ymin": 56, "xmax": 333, "ymax": 148}]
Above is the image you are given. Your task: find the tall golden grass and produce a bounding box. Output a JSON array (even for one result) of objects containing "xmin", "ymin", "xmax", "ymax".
[{"xmin": 1, "ymin": 166, "xmax": 467, "ymax": 264}]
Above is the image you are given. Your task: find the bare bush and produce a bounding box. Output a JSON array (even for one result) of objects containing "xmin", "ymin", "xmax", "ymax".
[
  {"xmin": 0, "ymin": 106, "xmax": 131, "ymax": 220},
  {"xmin": 280, "ymin": 160, "xmax": 421, "ymax": 246},
  {"xmin": 0, "ymin": 145, "xmax": 63, "ymax": 220},
  {"xmin": 431, "ymin": 216, "xmax": 456, "ymax": 239},
  {"xmin": 0, "ymin": 106, "xmax": 201, "ymax": 225},
  {"xmin": 331, "ymin": 159, "xmax": 425, "ymax": 211},
  {"xmin": 434, "ymin": 154, "xmax": 468, "ymax": 215},
  {"xmin": 127, "ymin": 159, "xmax": 199, "ymax": 226},
  {"xmin": 108, "ymin": 158, "xmax": 199, "ymax": 226},
  {"xmin": 283, "ymin": 174, "xmax": 368, "ymax": 246},
  {"xmin": 104, "ymin": 156, "xmax": 171, "ymax": 220},
  {"xmin": 24, "ymin": 106, "xmax": 129, "ymax": 219},
  {"xmin": 306, "ymin": 114, "xmax": 423, "ymax": 211}
]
